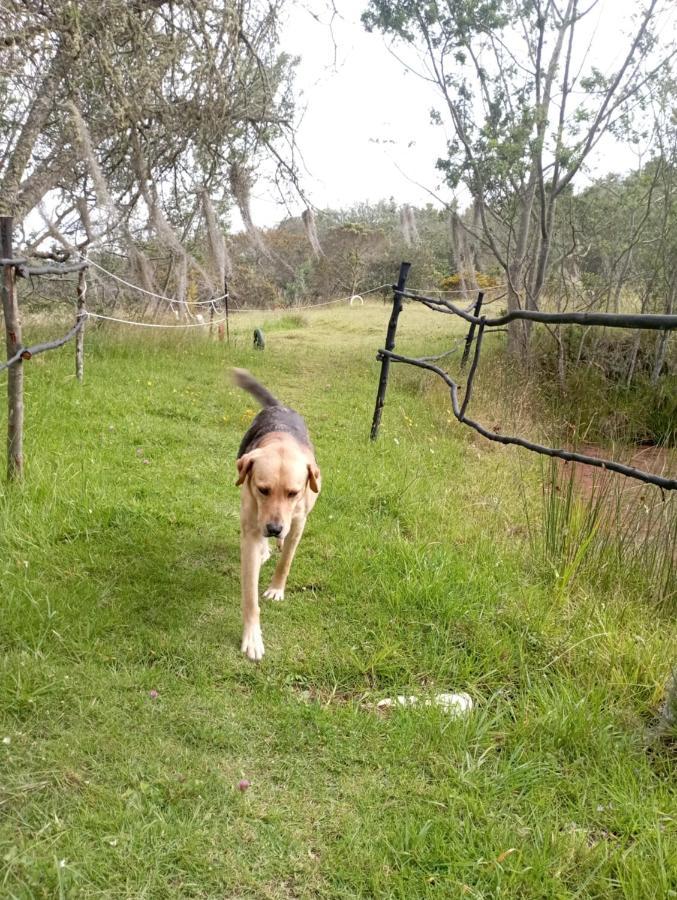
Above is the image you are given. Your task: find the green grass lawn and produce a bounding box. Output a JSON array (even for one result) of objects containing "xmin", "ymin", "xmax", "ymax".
[{"xmin": 1, "ymin": 303, "xmax": 675, "ymax": 898}]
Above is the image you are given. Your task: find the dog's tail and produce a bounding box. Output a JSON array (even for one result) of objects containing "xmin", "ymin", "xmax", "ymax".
[{"xmin": 232, "ymin": 368, "xmax": 280, "ymax": 408}]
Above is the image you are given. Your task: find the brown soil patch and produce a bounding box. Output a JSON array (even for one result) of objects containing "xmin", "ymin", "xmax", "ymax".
[{"xmin": 561, "ymin": 443, "xmax": 675, "ymax": 500}]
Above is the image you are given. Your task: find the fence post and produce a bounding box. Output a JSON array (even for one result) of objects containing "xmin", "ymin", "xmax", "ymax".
[
  {"xmin": 75, "ymin": 267, "xmax": 86, "ymax": 382},
  {"xmin": 460, "ymin": 291, "xmax": 484, "ymax": 371},
  {"xmin": 370, "ymin": 261, "xmax": 411, "ymax": 440},
  {"xmin": 1, "ymin": 216, "xmax": 24, "ymax": 481},
  {"xmin": 224, "ymin": 276, "xmax": 230, "ymax": 345}
]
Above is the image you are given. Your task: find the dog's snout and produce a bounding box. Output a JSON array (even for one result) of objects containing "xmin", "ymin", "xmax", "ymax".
[{"xmin": 264, "ymin": 522, "xmax": 283, "ymax": 537}]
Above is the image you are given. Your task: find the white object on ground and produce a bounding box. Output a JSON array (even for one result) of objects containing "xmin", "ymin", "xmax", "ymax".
[{"xmin": 376, "ymin": 692, "xmax": 473, "ymax": 716}]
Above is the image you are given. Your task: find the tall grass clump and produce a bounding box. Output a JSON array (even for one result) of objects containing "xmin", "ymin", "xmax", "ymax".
[{"xmin": 525, "ymin": 458, "xmax": 676, "ymax": 612}]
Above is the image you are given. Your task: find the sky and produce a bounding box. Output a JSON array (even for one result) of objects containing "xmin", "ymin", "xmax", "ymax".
[{"xmin": 243, "ymin": 0, "xmax": 676, "ymax": 229}]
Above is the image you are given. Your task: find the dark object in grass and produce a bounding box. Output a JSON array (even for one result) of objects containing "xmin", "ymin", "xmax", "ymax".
[{"xmin": 253, "ymin": 328, "xmax": 265, "ymax": 350}]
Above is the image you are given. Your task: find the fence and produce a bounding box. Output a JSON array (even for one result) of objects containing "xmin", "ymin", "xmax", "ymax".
[
  {"xmin": 2, "ymin": 210, "xmax": 389, "ymax": 481},
  {"xmin": 371, "ymin": 263, "xmax": 677, "ymax": 492},
  {"xmin": 0, "ymin": 219, "xmax": 235, "ymax": 481}
]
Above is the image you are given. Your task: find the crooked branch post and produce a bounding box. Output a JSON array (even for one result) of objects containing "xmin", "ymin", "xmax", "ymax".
[
  {"xmin": 370, "ymin": 261, "xmax": 411, "ymax": 440},
  {"xmin": 1, "ymin": 216, "xmax": 23, "ymax": 480}
]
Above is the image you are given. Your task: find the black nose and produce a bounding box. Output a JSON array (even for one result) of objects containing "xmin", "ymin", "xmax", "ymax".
[{"xmin": 265, "ymin": 523, "xmax": 283, "ymax": 537}]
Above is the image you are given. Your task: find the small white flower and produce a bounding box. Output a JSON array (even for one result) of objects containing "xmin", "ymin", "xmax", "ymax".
[{"xmin": 2, "ymin": 736, "xmax": 10, "ymax": 745}]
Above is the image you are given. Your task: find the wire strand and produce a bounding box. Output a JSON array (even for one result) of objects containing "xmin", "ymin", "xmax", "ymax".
[
  {"xmin": 225, "ymin": 283, "xmax": 391, "ymax": 314},
  {"xmin": 84, "ymin": 311, "xmax": 229, "ymax": 328},
  {"xmin": 87, "ymin": 260, "xmax": 228, "ymax": 306}
]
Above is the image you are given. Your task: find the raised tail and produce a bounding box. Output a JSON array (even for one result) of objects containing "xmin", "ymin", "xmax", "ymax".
[{"xmin": 232, "ymin": 368, "xmax": 280, "ymax": 408}]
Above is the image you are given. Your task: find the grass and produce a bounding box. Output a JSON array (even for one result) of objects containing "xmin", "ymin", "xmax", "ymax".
[{"xmin": 0, "ymin": 302, "xmax": 675, "ymax": 898}]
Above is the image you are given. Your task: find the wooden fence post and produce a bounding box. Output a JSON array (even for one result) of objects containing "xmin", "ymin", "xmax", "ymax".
[
  {"xmin": 1, "ymin": 216, "xmax": 24, "ymax": 480},
  {"xmin": 460, "ymin": 291, "xmax": 485, "ymax": 371},
  {"xmin": 224, "ymin": 276, "xmax": 230, "ymax": 345},
  {"xmin": 370, "ymin": 261, "xmax": 411, "ymax": 440},
  {"xmin": 76, "ymin": 267, "xmax": 86, "ymax": 382}
]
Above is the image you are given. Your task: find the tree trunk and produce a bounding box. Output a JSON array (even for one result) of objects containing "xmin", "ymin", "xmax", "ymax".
[
  {"xmin": 507, "ymin": 174, "xmax": 538, "ymax": 357},
  {"xmin": 652, "ymin": 284, "xmax": 675, "ymax": 385},
  {"xmin": 1, "ymin": 217, "xmax": 24, "ymax": 480}
]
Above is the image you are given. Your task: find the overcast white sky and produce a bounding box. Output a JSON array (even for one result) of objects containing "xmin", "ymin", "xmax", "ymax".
[{"xmin": 244, "ymin": 0, "xmax": 676, "ymax": 229}]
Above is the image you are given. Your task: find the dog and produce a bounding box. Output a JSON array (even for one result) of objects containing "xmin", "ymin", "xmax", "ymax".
[{"xmin": 233, "ymin": 369, "xmax": 321, "ymax": 660}]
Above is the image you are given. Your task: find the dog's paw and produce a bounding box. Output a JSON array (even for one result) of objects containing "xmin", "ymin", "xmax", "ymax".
[
  {"xmin": 263, "ymin": 585, "xmax": 285, "ymax": 601},
  {"xmin": 241, "ymin": 623, "xmax": 265, "ymax": 661}
]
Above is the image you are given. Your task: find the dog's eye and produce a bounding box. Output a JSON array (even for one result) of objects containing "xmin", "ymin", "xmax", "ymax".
[
  {"xmin": 258, "ymin": 486, "xmax": 270, "ymax": 496},
  {"xmin": 287, "ymin": 490, "xmax": 298, "ymax": 499}
]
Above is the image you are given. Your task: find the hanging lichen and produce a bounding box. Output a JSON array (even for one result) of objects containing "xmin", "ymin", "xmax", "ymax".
[
  {"xmin": 450, "ymin": 212, "xmax": 477, "ymax": 293},
  {"xmin": 400, "ymin": 205, "xmax": 419, "ymax": 247},
  {"xmin": 69, "ymin": 101, "xmax": 113, "ymax": 214},
  {"xmin": 302, "ymin": 207, "xmax": 323, "ymax": 258},
  {"xmin": 229, "ymin": 161, "xmax": 270, "ymax": 258},
  {"xmin": 174, "ymin": 253, "xmax": 189, "ymax": 320},
  {"xmin": 229, "ymin": 160, "xmax": 295, "ymax": 276},
  {"xmin": 127, "ymin": 242, "xmax": 159, "ymax": 297},
  {"xmin": 202, "ymin": 189, "xmax": 232, "ymax": 284}
]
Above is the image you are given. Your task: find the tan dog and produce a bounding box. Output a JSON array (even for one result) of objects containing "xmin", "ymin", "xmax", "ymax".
[{"xmin": 233, "ymin": 369, "xmax": 321, "ymax": 660}]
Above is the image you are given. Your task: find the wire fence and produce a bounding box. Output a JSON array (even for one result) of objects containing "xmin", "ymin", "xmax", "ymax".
[
  {"xmin": 371, "ymin": 263, "xmax": 677, "ymax": 492},
  {"xmin": 86, "ymin": 259, "xmax": 229, "ymax": 306},
  {"xmin": 2, "ymin": 257, "xmax": 394, "ymax": 376}
]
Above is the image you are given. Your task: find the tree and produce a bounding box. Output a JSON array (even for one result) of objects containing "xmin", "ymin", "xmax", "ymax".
[
  {"xmin": 0, "ymin": 0, "xmax": 300, "ymax": 260},
  {"xmin": 363, "ymin": 0, "xmax": 675, "ymax": 355},
  {"xmin": 0, "ymin": 0, "xmax": 303, "ymax": 480}
]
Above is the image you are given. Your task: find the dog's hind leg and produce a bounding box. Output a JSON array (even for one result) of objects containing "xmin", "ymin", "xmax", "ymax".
[{"xmin": 263, "ymin": 516, "xmax": 306, "ymax": 602}]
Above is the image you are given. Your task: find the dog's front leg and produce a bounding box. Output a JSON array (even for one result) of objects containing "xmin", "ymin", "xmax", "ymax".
[
  {"xmin": 240, "ymin": 527, "xmax": 265, "ymax": 660},
  {"xmin": 263, "ymin": 515, "xmax": 307, "ymax": 601}
]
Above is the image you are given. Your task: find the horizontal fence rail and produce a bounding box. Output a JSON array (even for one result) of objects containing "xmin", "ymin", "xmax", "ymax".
[
  {"xmin": 0, "ymin": 317, "xmax": 85, "ymax": 373},
  {"xmin": 397, "ymin": 288, "xmax": 677, "ymax": 331}
]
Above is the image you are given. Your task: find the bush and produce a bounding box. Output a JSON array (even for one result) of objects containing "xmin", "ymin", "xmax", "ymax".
[
  {"xmin": 439, "ymin": 271, "xmax": 502, "ymax": 290},
  {"xmin": 533, "ymin": 330, "xmax": 677, "ymax": 446}
]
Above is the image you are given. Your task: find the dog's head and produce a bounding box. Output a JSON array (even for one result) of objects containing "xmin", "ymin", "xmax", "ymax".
[{"xmin": 236, "ymin": 441, "xmax": 320, "ymax": 538}]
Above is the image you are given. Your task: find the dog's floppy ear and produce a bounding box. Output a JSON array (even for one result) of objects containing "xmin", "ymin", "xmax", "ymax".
[
  {"xmin": 307, "ymin": 462, "xmax": 321, "ymax": 493},
  {"xmin": 235, "ymin": 449, "xmax": 263, "ymax": 486}
]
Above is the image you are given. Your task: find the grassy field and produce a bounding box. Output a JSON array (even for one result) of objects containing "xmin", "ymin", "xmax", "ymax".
[{"xmin": 1, "ymin": 302, "xmax": 675, "ymax": 898}]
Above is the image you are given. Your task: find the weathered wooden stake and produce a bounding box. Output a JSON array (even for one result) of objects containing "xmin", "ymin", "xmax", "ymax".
[
  {"xmin": 460, "ymin": 291, "xmax": 485, "ymax": 371},
  {"xmin": 75, "ymin": 267, "xmax": 86, "ymax": 382},
  {"xmin": 370, "ymin": 261, "xmax": 411, "ymax": 440},
  {"xmin": 224, "ymin": 276, "xmax": 230, "ymax": 345},
  {"xmin": 1, "ymin": 216, "xmax": 24, "ymax": 480}
]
